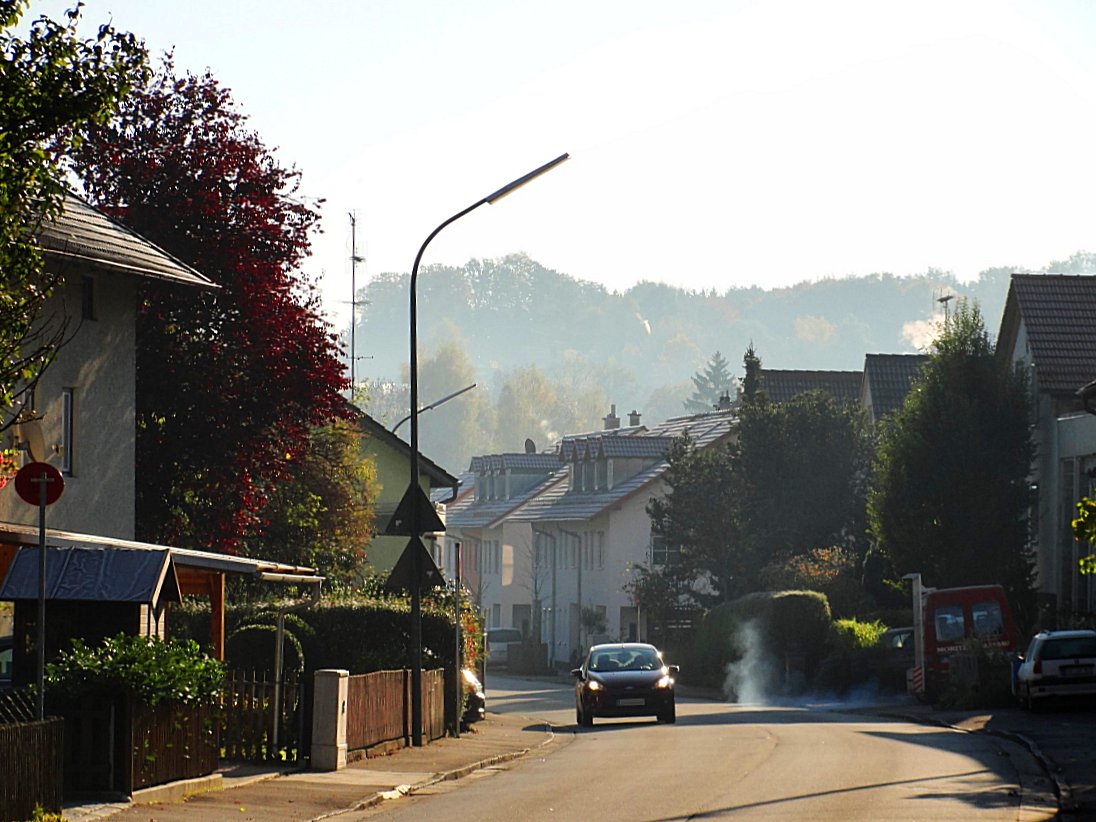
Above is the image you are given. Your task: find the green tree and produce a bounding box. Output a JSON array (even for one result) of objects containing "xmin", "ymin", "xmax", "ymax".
[
  {"xmin": 647, "ymin": 436, "xmax": 754, "ymax": 601},
  {"xmin": 417, "ymin": 341, "xmax": 491, "ymax": 473},
  {"xmin": 1070, "ymin": 498, "xmax": 1096, "ymax": 575},
  {"xmin": 867, "ymin": 299, "xmax": 1035, "ymax": 618},
  {"xmin": 250, "ymin": 418, "xmax": 376, "ymax": 586},
  {"xmin": 684, "ymin": 350, "xmax": 734, "ymax": 412},
  {"xmin": 0, "ymin": 1, "xmax": 145, "ymax": 441},
  {"xmin": 736, "ymin": 389, "xmax": 872, "ymax": 565},
  {"xmin": 741, "ymin": 343, "xmax": 762, "ymax": 404}
]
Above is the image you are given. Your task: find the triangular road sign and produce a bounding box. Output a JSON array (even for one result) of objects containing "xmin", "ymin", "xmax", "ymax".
[
  {"xmin": 385, "ymin": 484, "xmax": 445, "ymax": 536},
  {"xmin": 384, "ymin": 536, "xmax": 446, "ymax": 593}
]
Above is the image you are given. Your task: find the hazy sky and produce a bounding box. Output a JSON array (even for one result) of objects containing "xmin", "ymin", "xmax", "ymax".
[{"xmin": 32, "ymin": 0, "xmax": 1096, "ymax": 326}]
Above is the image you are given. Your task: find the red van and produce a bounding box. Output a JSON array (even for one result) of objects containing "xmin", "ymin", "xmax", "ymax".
[{"xmin": 908, "ymin": 583, "xmax": 1017, "ymax": 696}]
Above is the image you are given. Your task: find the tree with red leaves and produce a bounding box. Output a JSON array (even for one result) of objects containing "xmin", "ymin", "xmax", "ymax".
[{"xmin": 67, "ymin": 58, "xmax": 354, "ymax": 559}]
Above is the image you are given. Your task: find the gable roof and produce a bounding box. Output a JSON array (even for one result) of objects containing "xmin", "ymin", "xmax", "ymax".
[
  {"xmin": 445, "ymin": 469, "xmax": 568, "ymax": 529},
  {"xmin": 998, "ymin": 274, "xmax": 1096, "ymax": 398},
  {"xmin": 37, "ymin": 193, "xmax": 216, "ymax": 289},
  {"xmin": 0, "ymin": 545, "xmax": 180, "ymax": 607},
  {"xmin": 469, "ymin": 453, "xmax": 561, "ymax": 473},
  {"xmin": 348, "ymin": 403, "xmax": 458, "ymax": 491},
  {"xmin": 759, "ymin": 369, "xmax": 863, "ymax": 404},
  {"xmin": 862, "ymin": 354, "xmax": 929, "ymax": 421},
  {"xmin": 510, "ymin": 410, "xmax": 736, "ymax": 524}
]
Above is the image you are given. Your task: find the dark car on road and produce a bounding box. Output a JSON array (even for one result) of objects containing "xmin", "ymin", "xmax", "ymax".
[{"xmin": 572, "ymin": 642, "xmax": 678, "ymax": 726}]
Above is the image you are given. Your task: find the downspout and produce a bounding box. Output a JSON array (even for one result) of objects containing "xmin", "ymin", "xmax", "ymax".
[
  {"xmin": 559, "ymin": 526, "xmax": 584, "ymax": 658},
  {"xmin": 531, "ymin": 525, "xmax": 557, "ymax": 669}
]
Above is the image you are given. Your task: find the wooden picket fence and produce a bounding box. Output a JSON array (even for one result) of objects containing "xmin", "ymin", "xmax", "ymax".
[
  {"xmin": 220, "ymin": 669, "xmax": 305, "ymax": 764},
  {"xmin": 345, "ymin": 668, "xmax": 445, "ymax": 751},
  {"xmin": 0, "ymin": 716, "xmax": 64, "ymax": 821}
]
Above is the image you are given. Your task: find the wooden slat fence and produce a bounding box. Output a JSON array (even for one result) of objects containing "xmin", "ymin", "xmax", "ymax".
[
  {"xmin": 346, "ymin": 670, "xmax": 404, "ymax": 751},
  {"xmin": 220, "ymin": 669, "xmax": 305, "ymax": 764},
  {"xmin": 422, "ymin": 668, "xmax": 445, "ymax": 742},
  {"xmin": 0, "ymin": 717, "xmax": 64, "ymax": 821},
  {"xmin": 345, "ymin": 669, "xmax": 446, "ymax": 752},
  {"xmin": 129, "ymin": 702, "xmax": 219, "ymax": 791}
]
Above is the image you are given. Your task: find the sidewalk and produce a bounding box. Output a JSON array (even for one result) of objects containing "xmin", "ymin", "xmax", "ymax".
[
  {"xmin": 893, "ymin": 702, "xmax": 1096, "ymax": 819},
  {"xmin": 63, "ymin": 712, "xmax": 558, "ymax": 822}
]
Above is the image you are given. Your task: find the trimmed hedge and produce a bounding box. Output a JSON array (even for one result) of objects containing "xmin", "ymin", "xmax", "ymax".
[
  {"xmin": 170, "ymin": 593, "xmax": 481, "ymax": 676},
  {"xmin": 692, "ymin": 590, "xmax": 833, "ymax": 696}
]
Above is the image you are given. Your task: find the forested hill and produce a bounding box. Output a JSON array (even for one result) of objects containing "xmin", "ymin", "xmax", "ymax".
[{"xmin": 352, "ymin": 251, "xmax": 1095, "ymax": 473}]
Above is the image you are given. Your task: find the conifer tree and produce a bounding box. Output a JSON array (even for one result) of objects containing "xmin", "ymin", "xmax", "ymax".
[{"xmin": 684, "ymin": 351, "xmax": 734, "ymax": 413}]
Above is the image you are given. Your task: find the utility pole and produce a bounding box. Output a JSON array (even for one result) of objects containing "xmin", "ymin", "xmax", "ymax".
[{"xmin": 349, "ymin": 212, "xmax": 363, "ymax": 394}]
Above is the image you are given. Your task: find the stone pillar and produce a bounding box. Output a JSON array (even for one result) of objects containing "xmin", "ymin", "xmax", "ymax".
[{"xmin": 311, "ymin": 669, "xmax": 348, "ymax": 770}]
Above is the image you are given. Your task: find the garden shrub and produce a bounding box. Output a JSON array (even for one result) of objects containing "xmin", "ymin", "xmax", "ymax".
[
  {"xmin": 169, "ymin": 590, "xmax": 483, "ymax": 677},
  {"xmin": 45, "ymin": 633, "xmax": 223, "ymax": 706}
]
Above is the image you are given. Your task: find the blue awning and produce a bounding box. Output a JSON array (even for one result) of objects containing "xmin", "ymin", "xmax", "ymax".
[{"xmin": 0, "ymin": 545, "xmax": 181, "ymax": 606}]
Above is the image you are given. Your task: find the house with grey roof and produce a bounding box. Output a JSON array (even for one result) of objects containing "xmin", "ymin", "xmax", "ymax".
[
  {"xmin": 860, "ymin": 354, "xmax": 929, "ymax": 424},
  {"xmin": 443, "ymin": 450, "xmax": 565, "ymax": 645},
  {"xmin": 348, "ymin": 404, "xmax": 458, "ymax": 576},
  {"xmin": 0, "ymin": 194, "xmax": 331, "ymax": 665},
  {"xmin": 996, "ymin": 273, "xmax": 1096, "ymax": 615},
  {"xmin": 1, "ymin": 193, "xmax": 216, "ymax": 540},
  {"xmin": 450, "ymin": 407, "xmax": 736, "ymax": 669}
]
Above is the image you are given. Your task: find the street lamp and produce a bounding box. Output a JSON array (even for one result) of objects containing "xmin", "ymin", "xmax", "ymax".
[{"xmin": 405, "ymin": 152, "xmax": 569, "ymax": 745}]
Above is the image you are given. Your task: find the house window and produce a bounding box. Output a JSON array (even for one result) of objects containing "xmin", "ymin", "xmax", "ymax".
[
  {"xmin": 81, "ymin": 276, "xmax": 96, "ymax": 321},
  {"xmin": 650, "ymin": 534, "xmax": 681, "ymax": 567},
  {"xmin": 61, "ymin": 388, "xmax": 74, "ymax": 475},
  {"xmin": 597, "ymin": 531, "xmax": 605, "ymax": 570}
]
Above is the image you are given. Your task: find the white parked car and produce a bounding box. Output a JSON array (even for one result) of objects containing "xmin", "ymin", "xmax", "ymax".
[
  {"xmin": 1014, "ymin": 629, "xmax": 1096, "ymax": 710},
  {"xmin": 486, "ymin": 627, "xmax": 523, "ymax": 667}
]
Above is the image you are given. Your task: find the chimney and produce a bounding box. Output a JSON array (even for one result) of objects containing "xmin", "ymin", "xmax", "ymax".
[
  {"xmin": 603, "ymin": 404, "xmax": 620, "ymax": 430},
  {"xmin": 628, "ymin": 409, "xmax": 641, "ymax": 426},
  {"xmin": 715, "ymin": 392, "xmax": 733, "ymax": 411}
]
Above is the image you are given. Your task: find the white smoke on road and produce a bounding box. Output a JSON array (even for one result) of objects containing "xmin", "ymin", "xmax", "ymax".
[{"xmin": 722, "ymin": 619, "xmax": 777, "ymax": 704}]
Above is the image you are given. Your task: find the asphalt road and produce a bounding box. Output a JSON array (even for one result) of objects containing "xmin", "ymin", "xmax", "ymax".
[{"xmin": 344, "ymin": 674, "xmax": 1055, "ymax": 821}]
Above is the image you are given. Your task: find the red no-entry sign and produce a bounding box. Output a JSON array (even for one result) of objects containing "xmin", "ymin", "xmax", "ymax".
[{"xmin": 14, "ymin": 461, "xmax": 64, "ymax": 506}]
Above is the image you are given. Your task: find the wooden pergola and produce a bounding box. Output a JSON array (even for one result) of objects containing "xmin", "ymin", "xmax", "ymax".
[{"xmin": 0, "ymin": 524, "xmax": 323, "ymax": 660}]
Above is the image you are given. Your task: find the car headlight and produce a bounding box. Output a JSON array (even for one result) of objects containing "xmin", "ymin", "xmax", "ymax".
[
  {"xmin": 585, "ymin": 679, "xmax": 602, "ymax": 691},
  {"xmin": 656, "ymin": 675, "xmax": 674, "ymax": 689}
]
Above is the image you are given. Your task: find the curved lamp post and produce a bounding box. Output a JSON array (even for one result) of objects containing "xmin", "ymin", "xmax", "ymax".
[{"xmin": 406, "ymin": 152, "xmax": 569, "ymax": 745}]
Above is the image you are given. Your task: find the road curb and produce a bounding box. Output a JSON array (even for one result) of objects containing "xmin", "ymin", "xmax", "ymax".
[
  {"xmin": 307, "ymin": 718, "xmax": 558, "ymax": 821},
  {"xmin": 878, "ymin": 710, "xmax": 1063, "ymax": 816}
]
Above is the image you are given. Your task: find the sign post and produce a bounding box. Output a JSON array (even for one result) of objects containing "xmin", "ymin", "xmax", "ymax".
[{"xmin": 14, "ymin": 461, "xmax": 64, "ymax": 720}]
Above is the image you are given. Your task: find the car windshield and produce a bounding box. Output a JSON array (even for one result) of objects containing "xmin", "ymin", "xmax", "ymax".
[
  {"xmin": 589, "ymin": 648, "xmax": 663, "ymax": 672},
  {"xmin": 1040, "ymin": 637, "xmax": 1096, "ymax": 660}
]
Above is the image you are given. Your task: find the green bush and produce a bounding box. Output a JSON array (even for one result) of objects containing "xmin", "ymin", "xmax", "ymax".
[
  {"xmin": 691, "ymin": 590, "xmax": 834, "ymax": 696},
  {"xmin": 830, "ymin": 618, "xmax": 887, "ymax": 652},
  {"xmin": 46, "ymin": 634, "xmax": 223, "ymax": 706},
  {"xmin": 169, "ymin": 590, "xmax": 483, "ymax": 676},
  {"xmin": 689, "ymin": 604, "xmax": 745, "ymax": 689}
]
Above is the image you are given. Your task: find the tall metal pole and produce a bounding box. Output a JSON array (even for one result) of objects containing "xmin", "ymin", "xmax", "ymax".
[
  {"xmin": 407, "ymin": 153, "xmax": 568, "ymax": 745},
  {"xmin": 349, "ymin": 212, "xmax": 359, "ymax": 394},
  {"xmin": 36, "ymin": 477, "xmax": 47, "ymax": 721},
  {"xmin": 453, "ymin": 541, "xmax": 462, "ymax": 738}
]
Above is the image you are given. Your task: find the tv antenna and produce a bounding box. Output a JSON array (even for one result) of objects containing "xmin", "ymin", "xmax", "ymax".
[
  {"xmin": 349, "ymin": 212, "xmax": 364, "ymax": 392},
  {"xmin": 937, "ymin": 293, "xmax": 955, "ymax": 325}
]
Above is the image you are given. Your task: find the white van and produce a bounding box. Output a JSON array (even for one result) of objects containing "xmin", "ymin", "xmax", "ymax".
[{"xmin": 486, "ymin": 627, "xmax": 523, "ymax": 667}]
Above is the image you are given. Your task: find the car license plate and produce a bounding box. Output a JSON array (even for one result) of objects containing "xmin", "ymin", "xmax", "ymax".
[
  {"xmin": 617, "ymin": 698, "xmax": 645, "ymax": 706},
  {"xmin": 1061, "ymin": 665, "xmax": 1093, "ymax": 676}
]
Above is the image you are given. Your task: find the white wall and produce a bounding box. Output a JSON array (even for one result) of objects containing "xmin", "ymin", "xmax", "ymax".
[{"xmin": 1, "ymin": 269, "xmax": 136, "ymax": 539}]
